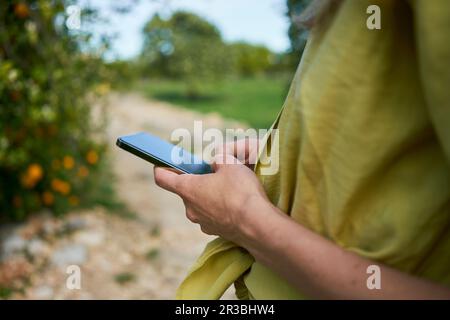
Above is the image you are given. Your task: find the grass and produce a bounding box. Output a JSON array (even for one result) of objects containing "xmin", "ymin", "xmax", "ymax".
[
  {"xmin": 145, "ymin": 248, "xmax": 160, "ymax": 261},
  {"xmin": 114, "ymin": 272, "xmax": 136, "ymax": 285},
  {"xmin": 137, "ymin": 75, "xmax": 291, "ymax": 129},
  {"xmin": 149, "ymin": 225, "xmax": 160, "ymax": 237},
  {"xmin": 0, "ymin": 287, "xmax": 13, "ymax": 299}
]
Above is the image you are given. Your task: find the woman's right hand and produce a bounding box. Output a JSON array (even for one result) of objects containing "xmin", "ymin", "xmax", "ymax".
[{"xmin": 215, "ymin": 138, "xmax": 261, "ymax": 169}]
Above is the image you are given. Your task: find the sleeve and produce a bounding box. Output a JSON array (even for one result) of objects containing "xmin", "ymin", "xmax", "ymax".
[{"xmin": 410, "ymin": 0, "xmax": 450, "ymax": 163}]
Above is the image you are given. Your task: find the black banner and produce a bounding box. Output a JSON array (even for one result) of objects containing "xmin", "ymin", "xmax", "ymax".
[{"xmin": 0, "ymin": 300, "xmax": 447, "ymax": 319}]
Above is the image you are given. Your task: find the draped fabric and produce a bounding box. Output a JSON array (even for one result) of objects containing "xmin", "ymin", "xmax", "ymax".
[{"xmin": 176, "ymin": 0, "xmax": 450, "ymax": 299}]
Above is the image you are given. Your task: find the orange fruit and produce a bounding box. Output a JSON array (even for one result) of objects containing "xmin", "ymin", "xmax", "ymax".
[
  {"xmin": 51, "ymin": 179, "xmax": 61, "ymax": 191},
  {"xmin": 42, "ymin": 191, "xmax": 54, "ymax": 206},
  {"xmin": 60, "ymin": 182, "xmax": 71, "ymax": 195},
  {"xmin": 86, "ymin": 150, "xmax": 98, "ymax": 165},
  {"xmin": 77, "ymin": 166, "xmax": 89, "ymax": 178},
  {"xmin": 21, "ymin": 164, "xmax": 43, "ymax": 188},
  {"xmin": 21, "ymin": 174, "xmax": 34, "ymax": 188},
  {"xmin": 63, "ymin": 156, "xmax": 75, "ymax": 170},
  {"xmin": 14, "ymin": 3, "xmax": 29, "ymax": 19},
  {"xmin": 27, "ymin": 163, "xmax": 43, "ymax": 181},
  {"xmin": 51, "ymin": 178, "xmax": 70, "ymax": 195}
]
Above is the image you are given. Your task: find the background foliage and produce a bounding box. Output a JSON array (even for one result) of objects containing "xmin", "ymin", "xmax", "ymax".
[
  {"xmin": 142, "ymin": 12, "xmax": 231, "ymax": 79},
  {"xmin": 0, "ymin": 0, "xmax": 114, "ymax": 221},
  {"xmin": 0, "ymin": 0, "xmax": 311, "ymax": 220},
  {"xmin": 139, "ymin": 11, "xmax": 289, "ymax": 98},
  {"xmin": 287, "ymin": 0, "xmax": 311, "ymax": 67}
]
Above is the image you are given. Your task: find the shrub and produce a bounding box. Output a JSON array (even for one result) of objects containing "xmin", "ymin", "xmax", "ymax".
[{"xmin": 0, "ymin": 1, "xmax": 113, "ymax": 221}]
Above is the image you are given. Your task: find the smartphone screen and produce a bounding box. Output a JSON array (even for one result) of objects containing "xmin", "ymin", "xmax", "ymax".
[{"xmin": 116, "ymin": 132, "xmax": 213, "ymax": 175}]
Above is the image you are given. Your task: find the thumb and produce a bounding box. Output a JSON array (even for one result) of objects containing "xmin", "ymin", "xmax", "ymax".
[{"xmin": 212, "ymin": 153, "xmax": 242, "ymax": 172}]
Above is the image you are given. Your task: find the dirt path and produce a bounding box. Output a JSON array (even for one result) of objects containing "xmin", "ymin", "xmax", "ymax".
[{"xmin": 1, "ymin": 93, "xmax": 244, "ymax": 299}]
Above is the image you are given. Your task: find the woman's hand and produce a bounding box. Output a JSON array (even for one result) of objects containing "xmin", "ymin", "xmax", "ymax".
[
  {"xmin": 215, "ymin": 138, "xmax": 260, "ymax": 169},
  {"xmin": 153, "ymin": 153, "xmax": 269, "ymax": 245},
  {"xmin": 153, "ymin": 144, "xmax": 450, "ymax": 299}
]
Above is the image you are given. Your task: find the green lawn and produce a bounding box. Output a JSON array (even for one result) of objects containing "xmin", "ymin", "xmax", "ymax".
[{"xmin": 137, "ymin": 76, "xmax": 291, "ymax": 129}]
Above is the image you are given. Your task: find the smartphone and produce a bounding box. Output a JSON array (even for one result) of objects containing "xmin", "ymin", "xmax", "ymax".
[{"xmin": 116, "ymin": 132, "xmax": 213, "ymax": 175}]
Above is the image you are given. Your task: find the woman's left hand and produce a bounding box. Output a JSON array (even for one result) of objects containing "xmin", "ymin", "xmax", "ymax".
[{"xmin": 153, "ymin": 153, "xmax": 269, "ymax": 244}]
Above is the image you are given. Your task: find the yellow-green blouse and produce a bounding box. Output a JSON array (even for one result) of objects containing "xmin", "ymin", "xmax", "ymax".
[{"xmin": 176, "ymin": 0, "xmax": 450, "ymax": 299}]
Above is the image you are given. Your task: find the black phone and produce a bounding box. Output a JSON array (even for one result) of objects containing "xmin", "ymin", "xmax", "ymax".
[{"xmin": 116, "ymin": 132, "xmax": 213, "ymax": 175}]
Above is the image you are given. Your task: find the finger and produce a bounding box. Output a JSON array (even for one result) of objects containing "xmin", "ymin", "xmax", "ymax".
[
  {"xmin": 212, "ymin": 153, "xmax": 242, "ymax": 172},
  {"xmin": 214, "ymin": 141, "xmax": 235, "ymax": 159},
  {"xmin": 223, "ymin": 139, "xmax": 254, "ymax": 163},
  {"xmin": 163, "ymin": 166, "xmax": 184, "ymax": 174},
  {"xmin": 154, "ymin": 166, "xmax": 186, "ymax": 194},
  {"xmin": 231, "ymin": 140, "xmax": 248, "ymax": 163}
]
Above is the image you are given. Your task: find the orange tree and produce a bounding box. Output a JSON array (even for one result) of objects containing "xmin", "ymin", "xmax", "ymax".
[{"xmin": 0, "ymin": 1, "xmax": 115, "ymax": 220}]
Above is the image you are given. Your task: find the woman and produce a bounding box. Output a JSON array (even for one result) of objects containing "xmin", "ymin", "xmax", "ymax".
[{"xmin": 154, "ymin": 0, "xmax": 450, "ymax": 299}]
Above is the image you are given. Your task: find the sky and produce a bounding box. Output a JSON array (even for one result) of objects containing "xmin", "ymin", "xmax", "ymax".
[{"xmin": 81, "ymin": 0, "xmax": 291, "ymax": 60}]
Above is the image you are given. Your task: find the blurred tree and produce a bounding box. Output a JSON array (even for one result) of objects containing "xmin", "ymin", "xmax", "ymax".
[
  {"xmin": 0, "ymin": 0, "xmax": 114, "ymax": 220},
  {"xmin": 141, "ymin": 11, "xmax": 233, "ymax": 98},
  {"xmin": 106, "ymin": 60, "xmax": 140, "ymax": 89},
  {"xmin": 286, "ymin": 0, "xmax": 312, "ymax": 67},
  {"xmin": 229, "ymin": 42, "xmax": 275, "ymax": 77}
]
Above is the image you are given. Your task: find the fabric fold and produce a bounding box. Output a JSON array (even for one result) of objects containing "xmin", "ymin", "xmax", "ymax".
[{"xmin": 176, "ymin": 237, "xmax": 254, "ymax": 299}]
